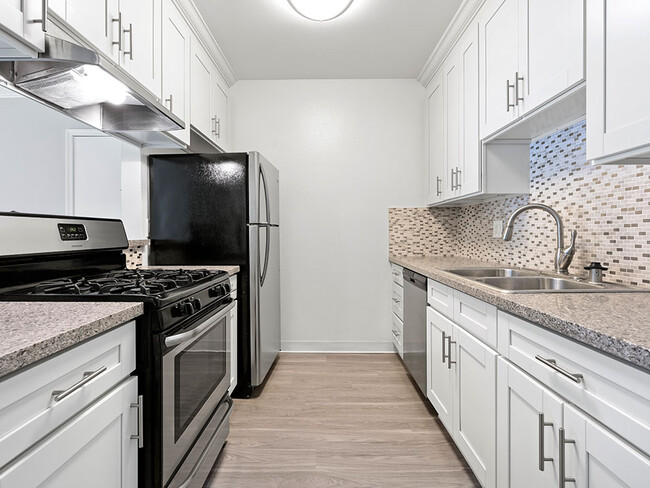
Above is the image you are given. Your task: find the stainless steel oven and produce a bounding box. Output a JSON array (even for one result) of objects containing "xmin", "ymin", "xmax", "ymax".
[{"xmin": 161, "ymin": 299, "xmax": 235, "ymax": 485}]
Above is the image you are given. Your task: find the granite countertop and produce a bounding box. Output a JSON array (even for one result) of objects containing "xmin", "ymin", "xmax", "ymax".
[
  {"xmin": 0, "ymin": 302, "xmax": 144, "ymax": 379},
  {"xmin": 390, "ymin": 255, "xmax": 650, "ymax": 372},
  {"xmin": 139, "ymin": 265, "xmax": 240, "ymax": 275}
]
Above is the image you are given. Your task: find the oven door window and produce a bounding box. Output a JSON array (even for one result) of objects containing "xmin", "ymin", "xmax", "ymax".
[{"xmin": 174, "ymin": 315, "xmax": 227, "ymax": 441}]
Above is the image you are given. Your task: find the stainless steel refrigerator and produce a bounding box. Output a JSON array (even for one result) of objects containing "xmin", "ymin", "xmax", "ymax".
[{"xmin": 148, "ymin": 151, "xmax": 280, "ymax": 397}]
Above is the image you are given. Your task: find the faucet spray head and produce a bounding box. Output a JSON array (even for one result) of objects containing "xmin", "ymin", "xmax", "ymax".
[{"xmin": 502, "ymin": 224, "xmax": 514, "ymax": 241}]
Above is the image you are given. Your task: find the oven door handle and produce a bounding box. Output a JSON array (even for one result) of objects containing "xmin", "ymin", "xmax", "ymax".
[{"xmin": 165, "ymin": 301, "xmax": 235, "ymax": 348}]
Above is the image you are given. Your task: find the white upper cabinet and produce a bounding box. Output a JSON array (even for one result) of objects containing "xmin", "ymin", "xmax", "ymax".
[
  {"xmin": 114, "ymin": 0, "xmax": 161, "ymax": 98},
  {"xmin": 161, "ymin": 0, "xmax": 190, "ymax": 145},
  {"xmin": 587, "ymin": 0, "xmax": 650, "ymax": 164},
  {"xmin": 479, "ymin": 0, "xmax": 584, "ymax": 139},
  {"xmin": 0, "ymin": 0, "xmax": 46, "ymax": 52},
  {"xmin": 427, "ymin": 70, "xmax": 445, "ymax": 205},
  {"xmin": 64, "ymin": 0, "xmax": 108, "ymax": 56},
  {"xmin": 191, "ymin": 35, "xmax": 229, "ymax": 149}
]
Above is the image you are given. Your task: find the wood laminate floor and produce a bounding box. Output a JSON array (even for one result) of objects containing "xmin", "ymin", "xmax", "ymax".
[{"xmin": 205, "ymin": 353, "xmax": 480, "ymax": 487}]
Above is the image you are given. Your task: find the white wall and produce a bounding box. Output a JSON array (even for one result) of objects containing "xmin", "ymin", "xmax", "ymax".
[{"xmin": 230, "ymin": 79, "xmax": 426, "ymax": 351}]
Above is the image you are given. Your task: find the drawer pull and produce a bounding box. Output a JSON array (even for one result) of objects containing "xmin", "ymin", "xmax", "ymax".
[
  {"xmin": 131, "ymin": 394, "xmax": 144, "ymax": 448},
  {"xmin": 559, "ymin": 428, "xmax": 576, "ymax": 487},
  {"xmin": 52, "ymin": 366, "xmax": 108, "ymax": 402},
  {"xmin": 535, "ymin": 356, "xmax": 583, "ymax": 383},
  {"xmin": 446, "ymin": 335, "xmax": 456, "ymax": 369},
  {"xmin": 538, "ymin": 413, "xmax": 554, "ymax": 471}
]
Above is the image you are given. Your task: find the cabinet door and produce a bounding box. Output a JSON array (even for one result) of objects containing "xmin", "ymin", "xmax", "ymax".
[
  {"xmin": 426, "ymin": 306, "xmax": 454, "ymax": 430},
  {"xmin": 444, "ymin": 54, "xmax": 460, "ymax": 199},
  {"xmin": 191, "ymin": 38, "xmax": 215, "ymax": 140},
  {"xmin": 119, "ymin": 0, "xmax": 161, "ymax": 98},
  {"xmin": 518, "ymin": 0, "xmax": 583, "ymax": 113},
  {"xmin": 0, "ymin": 377, "xmax": 138, "ymax": 488},
  {"xmin": 479, "ymin": 0, "xmax": 519, "ymax": 138},
  {"xmin": 426, "ymin": 71, "xmax": 445, "ymax": 205},
  {"xmin": 161, "ymin": 0, "xmax": 190, "ymax": 144},
  {"xmin": 458, "ymin": 23, "xmax": 481, "ymax": 197},
  {"xmin": 497, "ymin": 361, "xmax": 563, "ymax": 488},
  {"xmin": 451, "ymin": 324, "xmax": 498, "ymax": 488},
  {"xmin": 0, "ymin": 0, "xmax": 45, "ymax": 51},
  {"xmin": 563, "ymin": 404, "xmax": 650, "ymax": 488},
  {"xmin": 229, "ymin": 301, "xmax": 238, "ymax": 394},
  {"xmin": 65, "ymin": 0, "xmax": 109, "ymax": 56},
  {"xmin": 586, "ymin": 0, "xmax": 650, "ymax": 162},
  {"xmin": 211, "ymin": 76, "xmax": 228, "ymax": 149}
]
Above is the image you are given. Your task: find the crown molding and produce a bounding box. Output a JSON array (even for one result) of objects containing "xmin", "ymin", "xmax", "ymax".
[
  {"xmin": 417, "ymin": 0, "xmax": 485, "ymax": 87},
  {"xmin": 175, "ymin": 0, "xmax": 238, "ymax": 87}
]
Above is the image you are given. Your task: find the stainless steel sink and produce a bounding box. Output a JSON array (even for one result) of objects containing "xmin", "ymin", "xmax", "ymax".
[
  {"xmin": 443, "ymin": 267, "xmax": 645, "ymax": 293},
  {"xmin": 443, "ymin": 267, "xmax": 540, "ymax": 278}
]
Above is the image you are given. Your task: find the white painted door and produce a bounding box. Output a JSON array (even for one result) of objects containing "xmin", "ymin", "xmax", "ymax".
[
  {"xmin": 497, "ymin": 362, "xmax": 563, "ymax": 487},
  {"xmin": 0, "ymin": 377, "xmax": 138, "ymax": 488},
  {"xmin": 518, "ymin": 0, "xmax": 583, "ymax": 114},
  {"xmin": 444, "ymin": 53, "xmax": 460, "ymax": 199},
  {"xmin": 451, "ymin": 324, "xmax": 497, "ymax": 488},
  {"xmin": 426, "ymin": 307, "xmax": 454, "ymax": 431},
  {"xmin": 119, "ymin": 0, "xmax": 161, "ymax": 98},
  {"xmin": 458, "ymin": 23, "xmax": 481, "ymax": 197},
  {"xmin": 65, "ymin": 0, "xmax": 109, "ymax": 56},
  {"xmin": 68, "ymin": 132, "xmax": 122, "ymax": 219},
  {"xmin": 563, "ymin": 404, "xmax": 650, "ymax": 488},
  {"xmin": 161, "ymin": 0, "xmax": 190, "ymax": 144},
  {"xmin": 426, "ymin": 70, "xmax": 445, "ymax": 205},
  {"xmin": 586, "ymin": 0, "xmax": 650, "ymax": 162},
  {"xmin": 479, "ymin": 0, "xmax": 519, "ymax": 138},
  {"xmin": 0, "ymin": 0, "xmax": 45, "ymax": 51},
  {"xmin": 211, "ymin": 74, "xmax": 228, "ymax": 149},
  {"xmin": 190, "ymin": 37, "xmax": 214, "ymax": 140}
]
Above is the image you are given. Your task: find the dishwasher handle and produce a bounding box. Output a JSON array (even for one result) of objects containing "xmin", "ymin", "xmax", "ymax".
[{"xmin": 402, "ymin": 269, "xmax": 427, "ymax": 290}]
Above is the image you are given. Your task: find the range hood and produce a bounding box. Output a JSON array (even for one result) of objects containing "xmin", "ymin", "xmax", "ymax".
[{"xmin": 0, "ymin": 34, "xmax": 184, "ymax": 139}]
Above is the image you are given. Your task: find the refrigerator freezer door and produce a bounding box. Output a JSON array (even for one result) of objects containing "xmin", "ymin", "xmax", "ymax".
[
  {"xmin": 248, "ymin": 152, "xmax": 280, "ymax": 226},
  {"xmin": 248, "ymin": 224, "xmax": 281, "ymax": 387}
]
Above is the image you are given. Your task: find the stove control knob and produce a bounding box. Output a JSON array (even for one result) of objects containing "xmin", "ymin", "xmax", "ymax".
[
  {"xmin": 208, "ymin": 284, "xmax": 224, "ymax": 298},
  {"xmin": 193, "ymin": 298, "xmax": 202, "ymax": 312},
  {"xmin": 183, "ymin": 301, "xmax": 195, "ymax": 316}
]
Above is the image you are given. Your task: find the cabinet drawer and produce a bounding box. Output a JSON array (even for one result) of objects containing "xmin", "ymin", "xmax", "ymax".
[
  {"xmin": 427, "ymin": 279, "xmax": 454, "ymax": 319},
  {"xmin": 499, "ymin": 311, "xmax": 650, "ymax": 455},
  {"xmin": 0, "ymin": 322, "xmax": 136, "ymax": 468},
  {"xmin": 453, "ymin": 290, "xmax": 498, "ymax": 349},
  {"xmin": 391, "ymin": 264, "xmax": 403, "ymax": 286},
  {"xmin": 392, "ymin": 282, "xmax": 404, "ymax": 320},
  {"xmin": 392, "ymin": 313, "xmax": 403, "ymax": 358}
]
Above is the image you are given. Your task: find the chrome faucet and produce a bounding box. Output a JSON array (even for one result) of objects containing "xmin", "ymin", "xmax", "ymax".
[{"xmin": 502, "ymin": 203, "xmax": 577, "ymax": 274}]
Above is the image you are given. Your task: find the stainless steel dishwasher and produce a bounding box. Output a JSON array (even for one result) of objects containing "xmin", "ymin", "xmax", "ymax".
[{"xmin": 402, "ymin": 269, "xmax": 427, "ymax": 395}]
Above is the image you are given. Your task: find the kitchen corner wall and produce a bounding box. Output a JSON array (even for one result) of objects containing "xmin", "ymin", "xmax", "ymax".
[
  {"xmin": 390, "ymin": 120, "xmax": 650, "ymax": 287},
  {"xmin": 230, "ymin": 79, "xmax": 426, "ymax": 352}
]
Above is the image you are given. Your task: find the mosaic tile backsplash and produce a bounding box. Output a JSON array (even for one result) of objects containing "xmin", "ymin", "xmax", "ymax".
[
  {"xmin": 124, "ymin": 240, "xmax": 149, "ymax": 269},
  {"xmin": 389, "ymin": 120, "xmax": 650, "ymax": 287}
]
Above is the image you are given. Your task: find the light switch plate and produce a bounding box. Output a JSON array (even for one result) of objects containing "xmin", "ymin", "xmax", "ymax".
[{"xmin": 493, "ymin": 220, "xmax": 504, "ymax": 238}]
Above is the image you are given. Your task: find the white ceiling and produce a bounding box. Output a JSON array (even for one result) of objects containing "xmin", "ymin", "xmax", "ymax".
[{"xmin": 193, "ymin": 0, "xmax": 463, "ymax": 80}]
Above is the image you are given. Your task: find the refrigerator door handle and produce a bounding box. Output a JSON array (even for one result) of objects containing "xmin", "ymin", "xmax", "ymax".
[
  {"xmin": 260, "ymin": 224, "xmax": 271, "ymax": 287},
  {"xmin": 260, "ymin": 164, "xmax": 271, "ymax": 226}
]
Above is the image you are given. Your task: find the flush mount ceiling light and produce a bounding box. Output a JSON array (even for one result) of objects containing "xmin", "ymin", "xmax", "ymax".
[{"xmin": 287, "ymin": 0, "xmax": 354, "ymax": 22}]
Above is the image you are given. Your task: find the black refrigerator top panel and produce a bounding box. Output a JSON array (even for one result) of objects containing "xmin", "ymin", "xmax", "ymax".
[{"xmin": 149, "ymin": 153, "xmax": 249, "ymax": 265}]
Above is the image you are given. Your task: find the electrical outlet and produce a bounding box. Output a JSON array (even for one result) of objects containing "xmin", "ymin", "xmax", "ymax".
[{"xmin": 493, "ymin": 220, "xmax": 504, "ymax": 238}]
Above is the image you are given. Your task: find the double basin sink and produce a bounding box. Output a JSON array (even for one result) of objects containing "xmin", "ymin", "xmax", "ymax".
[{"xmin": 442, "ymin": 267, "xmax": 641, "ymax": 293}]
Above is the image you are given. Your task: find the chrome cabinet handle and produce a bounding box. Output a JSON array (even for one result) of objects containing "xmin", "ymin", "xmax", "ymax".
[
  {"xmin": 165, "ymin": 94, "xmax": 173, "ymax": 112},
  {"xmin": 455, "ymin": 168, "xmax": 461, "ymax": 190},
  {"xmin": 441, "ymin": 331, "xmax": 447, "ymax": 364},
  {"xmin": 31, "ymin": 0, "xmax": 48, "ymax": 32},
  {"xmin": 515, "ymin": 71, "xmax": 524, "ymax": 105},
  {"xmin": 123, "ymin": 23, "xmax": 133, "ymax": 60},
  {"xmin": 215, "ymin": 117, "xmax": 221, "ymax": 138},
  {"xmin": 130, "ymin": 394, "xmax": 144, "ymax": 448},
  {"xmin": 436, "ymin": 176, "xmax": 442, "ymax": 196},
  {"xmin": 538, "ymin": 413, "xmax": 554, "ymax": 471},
  {"xmin": 211, "ymin": 116, "xmax": 217, "ymax": 134},
  {"xmin": 535, "ymin": 356, "xmax": 584, "ymax": 383},
  {"xmin": 450, "ymin": 168, "xmax": 456, "ymax": 191},
  {"xmin": 112, "ymin": 12, "xmax": 122, "ymax": 51},
  {"xmin": 446, "ymin": 335, "xmax": 456, "ymax": 369},
  {"xmin": 559, "ymin": 428, "xmax": 576, "ymax": 487},
  {"xmin": 506, "ymin": 79, "xmax": 515, "ymax": 112},
  {"xmin": 52, "ymin": 366, "xmax": 107, "ymax": 402}
]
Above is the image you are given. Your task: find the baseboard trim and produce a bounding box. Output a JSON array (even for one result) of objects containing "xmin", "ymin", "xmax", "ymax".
[{"xmin": 280, "ymin": 341, "xmax": 394, "ymax": 353}]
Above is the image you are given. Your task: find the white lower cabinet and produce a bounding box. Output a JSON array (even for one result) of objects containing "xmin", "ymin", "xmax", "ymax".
[
  {"xmin": 427, "ymin": 305, "xmax": 497, "ymax": 488},
  {"xmin": 0, "ymin": 377, "xmax": 138, "ymax": 488},
  {"xmin": 229, "ymin": 274, "xmax": 238, "ymax": 394}
]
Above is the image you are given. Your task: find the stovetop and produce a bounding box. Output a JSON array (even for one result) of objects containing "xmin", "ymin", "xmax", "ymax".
[{"xmin": 0, "ymin": 268, "xmax": 231, "ymax": 309}]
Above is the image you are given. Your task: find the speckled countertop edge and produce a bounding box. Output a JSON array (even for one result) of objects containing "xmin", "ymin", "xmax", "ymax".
[
  {"xmin": 390, "ymin": 255, "xmax": 650, "ymax": 372},
  {"xmin": 0, "ymin": 302, "xmax": 144, "ymax": 379},
  {"xmin": 139, "ymin": 265, "xmax": 240, "ymax": 275}
]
